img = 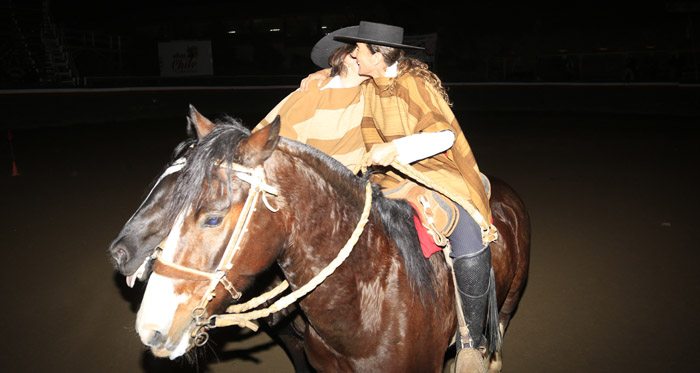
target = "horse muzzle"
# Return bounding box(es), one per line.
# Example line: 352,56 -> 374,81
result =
138,322 -> 195,359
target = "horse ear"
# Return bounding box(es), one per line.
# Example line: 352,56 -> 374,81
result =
240,115 -> 281,165
186,116 -> 196,138
188,104 -> 215,139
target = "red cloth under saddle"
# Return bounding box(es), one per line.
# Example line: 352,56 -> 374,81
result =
409,202 -> 443,259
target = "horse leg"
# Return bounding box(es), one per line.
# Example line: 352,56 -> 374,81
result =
263,312 -> 312,372
275,333 -> 311,372
254,269 -> 312,372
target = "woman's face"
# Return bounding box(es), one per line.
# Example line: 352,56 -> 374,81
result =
343,53 -> 360,77
340,52 -> 369,85
351,42 -> 382,78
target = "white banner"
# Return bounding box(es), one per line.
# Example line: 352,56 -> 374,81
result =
158,40 -> 213,77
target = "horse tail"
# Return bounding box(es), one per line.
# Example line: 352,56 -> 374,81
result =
370,183 -> 438,310
487,267 -> 502,353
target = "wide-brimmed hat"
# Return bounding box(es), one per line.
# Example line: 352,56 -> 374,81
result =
310,25 -> 359,69
333,21 -> 424,50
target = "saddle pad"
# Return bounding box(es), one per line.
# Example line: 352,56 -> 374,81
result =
410,202 -> 443,258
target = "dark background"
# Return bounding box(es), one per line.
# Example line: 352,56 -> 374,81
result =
1,1 -> 699,372
2,0 -> 699,86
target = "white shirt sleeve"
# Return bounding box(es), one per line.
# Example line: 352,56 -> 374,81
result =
393,130 -> 455,164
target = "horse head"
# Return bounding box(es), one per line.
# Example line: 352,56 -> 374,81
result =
108,105 -> 215,287
135,112 -> 285,359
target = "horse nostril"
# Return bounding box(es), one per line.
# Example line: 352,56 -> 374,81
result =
150,330 -> 165,346
138,323 -> 169,349
111,245 -> 129,266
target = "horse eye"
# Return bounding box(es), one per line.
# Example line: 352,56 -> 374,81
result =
203,216 -> 223,227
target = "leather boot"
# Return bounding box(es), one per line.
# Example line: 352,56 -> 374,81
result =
453,245 -> 495,372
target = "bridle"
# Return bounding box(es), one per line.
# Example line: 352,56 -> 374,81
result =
150,158 -> 373,347
152,161 -> 279,346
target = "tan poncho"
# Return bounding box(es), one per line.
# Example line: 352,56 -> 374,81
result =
254,77 -> 365,170
361,73 -> 493,230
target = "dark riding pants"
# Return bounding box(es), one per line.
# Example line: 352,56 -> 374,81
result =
448,204 -> 485,258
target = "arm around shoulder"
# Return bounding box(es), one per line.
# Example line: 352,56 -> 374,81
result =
300,68 -> 331,91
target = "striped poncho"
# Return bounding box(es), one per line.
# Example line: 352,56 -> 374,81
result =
254,77 -> 365,171
361,72 -> 493,233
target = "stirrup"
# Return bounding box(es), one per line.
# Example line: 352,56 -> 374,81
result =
454,346 -> 487,373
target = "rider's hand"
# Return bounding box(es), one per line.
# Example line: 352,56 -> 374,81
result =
368,143 -> 399,167
300,68 -> 331,91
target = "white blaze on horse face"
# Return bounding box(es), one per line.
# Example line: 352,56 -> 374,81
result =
160,208 -> 188,262
136,273 -> 189,354
125,158 -> 186,226
124,158 -> 186,288
135,210 -> 192,358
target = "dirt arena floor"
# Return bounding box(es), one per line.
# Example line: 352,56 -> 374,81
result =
1,85 -> 698,372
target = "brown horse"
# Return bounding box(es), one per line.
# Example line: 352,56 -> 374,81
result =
134,110 -> 529,372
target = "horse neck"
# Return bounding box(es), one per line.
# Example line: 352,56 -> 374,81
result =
267,146 -> 384,288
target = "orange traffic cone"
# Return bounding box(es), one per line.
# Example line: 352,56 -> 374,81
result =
11,160 -> 20,176
8,130 -> 20,176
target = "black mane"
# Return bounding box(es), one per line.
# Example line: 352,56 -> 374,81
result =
166,117 -> 251,223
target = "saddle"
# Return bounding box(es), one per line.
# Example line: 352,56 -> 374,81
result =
384,180 -> 458,246
384,174 -> 492,258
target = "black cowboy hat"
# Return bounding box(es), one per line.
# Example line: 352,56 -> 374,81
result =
333,21 -> 424,50
310,25 -> 359,69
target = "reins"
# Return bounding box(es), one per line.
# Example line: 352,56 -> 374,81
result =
152,160 -> 373,344
214,181 -> 372,331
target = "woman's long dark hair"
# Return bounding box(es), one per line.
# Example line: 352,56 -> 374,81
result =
328,44 -> 357,77
367,44 -> 452,106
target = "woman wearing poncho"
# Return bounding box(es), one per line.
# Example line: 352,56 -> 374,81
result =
334,21 -> 499,372
254,26 -> 368,171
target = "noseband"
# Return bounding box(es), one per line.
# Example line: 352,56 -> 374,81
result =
152,162 -> 279,345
